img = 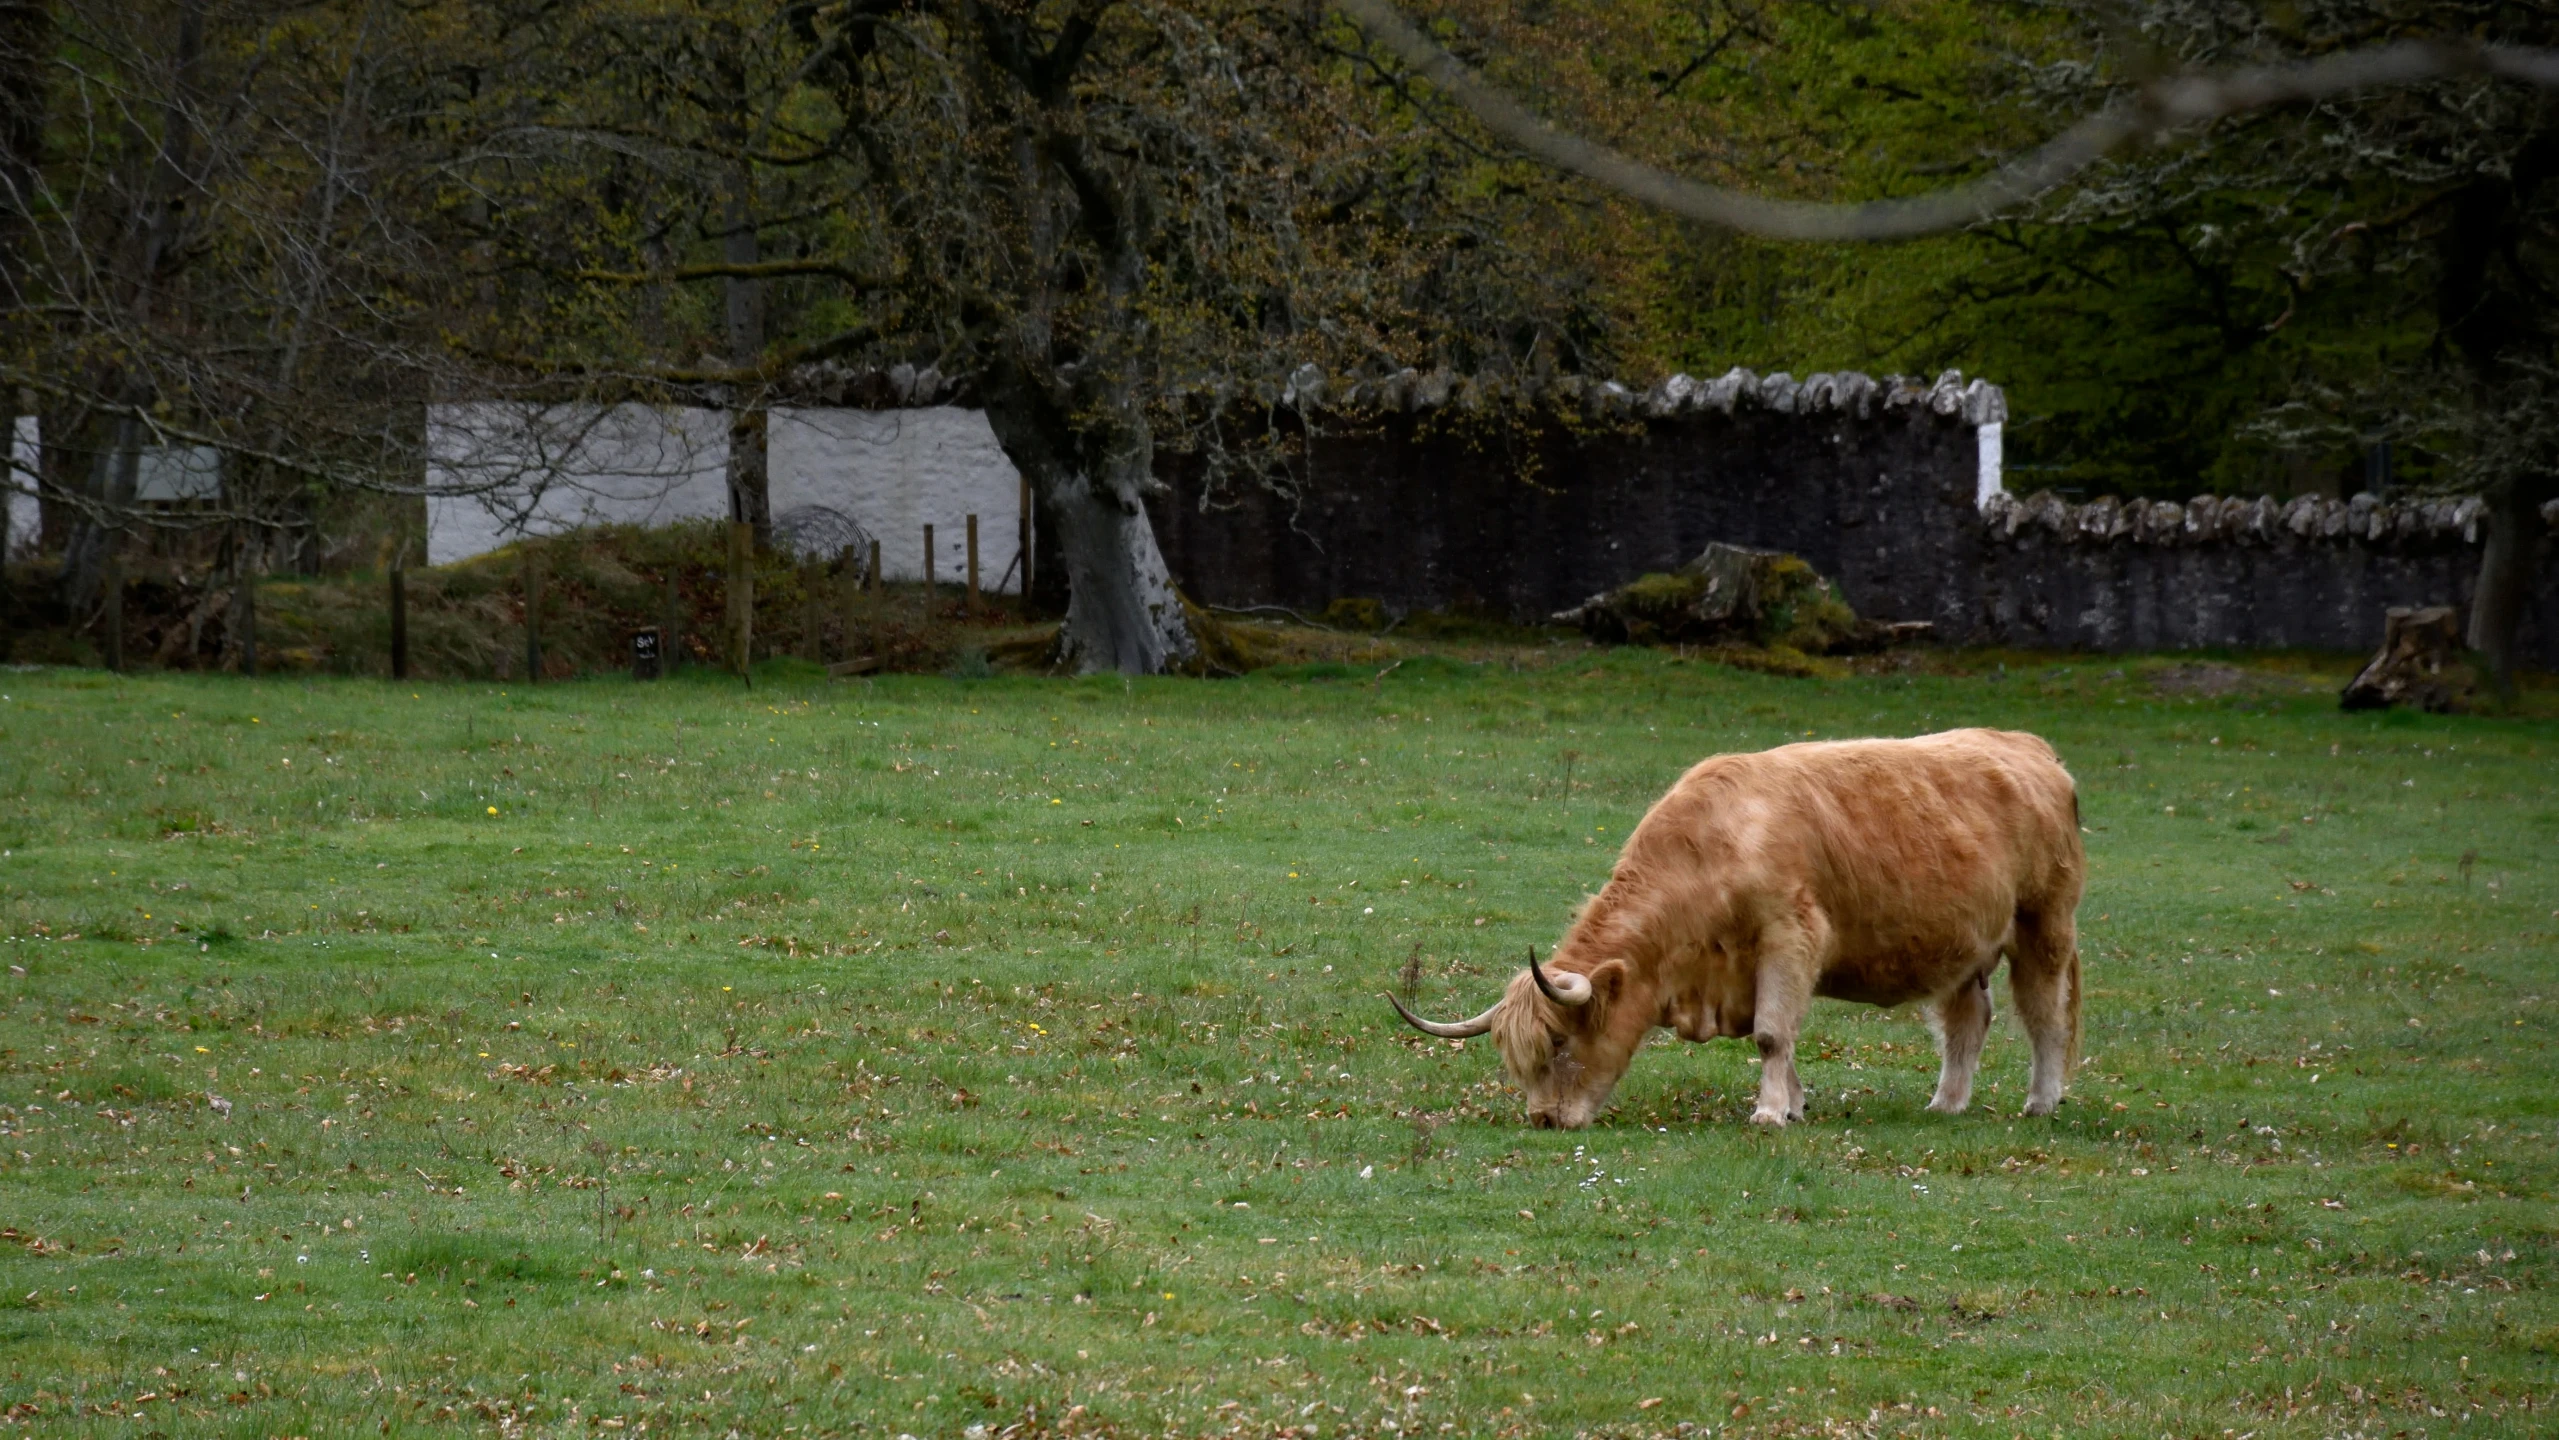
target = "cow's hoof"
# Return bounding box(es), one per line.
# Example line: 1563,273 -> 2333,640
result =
2021,1096 -> 2059,1117
1748,1108 -> 1789,1127
1924,1096 -> 1968,1115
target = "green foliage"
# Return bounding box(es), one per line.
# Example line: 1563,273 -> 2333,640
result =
0,656 -> 2552,1434
1429,0 -> 2556,498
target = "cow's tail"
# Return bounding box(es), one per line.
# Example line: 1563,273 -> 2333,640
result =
2067,780 -> 2084,1073
2065,937 -> 2084,1077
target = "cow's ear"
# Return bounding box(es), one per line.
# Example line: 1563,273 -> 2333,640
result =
1588,959 -> 1629,1006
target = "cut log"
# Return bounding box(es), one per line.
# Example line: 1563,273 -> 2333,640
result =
2341,605 -> 2473,713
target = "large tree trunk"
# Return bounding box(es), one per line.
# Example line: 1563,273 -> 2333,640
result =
0,389 -> 13,564
60,0 -> 204,614
228,519 -> 258,675
61,417 -> 140,615
979,366 -> 1196,674
956,15 -> 1213,673
2466,474 -> 2550,701
2436,137 -> 2559,701
1047,460 -> 1196,675
0,388 -> 14,662
725,402 -> 767,538
0,0 -> 45,331
719,156 -> 768,542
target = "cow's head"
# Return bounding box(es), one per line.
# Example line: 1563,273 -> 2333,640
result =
1388,950 -> 1636,1129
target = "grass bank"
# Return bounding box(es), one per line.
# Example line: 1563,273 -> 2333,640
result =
0,649 -> 2552,1436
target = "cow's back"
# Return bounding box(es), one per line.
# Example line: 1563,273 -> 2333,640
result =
1645,729 -> 2080,1004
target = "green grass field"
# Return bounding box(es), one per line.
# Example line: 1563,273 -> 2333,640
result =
1,646 -> 2553,1438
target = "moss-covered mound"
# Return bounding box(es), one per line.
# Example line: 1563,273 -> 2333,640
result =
1557,542 -> 1878,653
4,521 -> 1052,678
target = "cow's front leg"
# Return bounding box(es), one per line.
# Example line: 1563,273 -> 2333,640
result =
1748,954 -> 1816,1127
1925,971 -> 1993,1114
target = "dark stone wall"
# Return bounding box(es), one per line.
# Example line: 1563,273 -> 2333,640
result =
1958,492 -> 2557,664
1971,527 -> 2537,656
1151,403 -> 1991,629
1149,391 -> 2559,666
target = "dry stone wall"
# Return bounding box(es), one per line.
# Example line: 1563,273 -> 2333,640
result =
1145,366 -> 2559,665
1968,488 -> 2555,658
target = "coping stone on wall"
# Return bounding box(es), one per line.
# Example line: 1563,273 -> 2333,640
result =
1978,486 -> 2536,553
1241,362 -> 2003,427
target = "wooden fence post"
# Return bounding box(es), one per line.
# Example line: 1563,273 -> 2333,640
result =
966,513 -> 980,614
800,563 -> 824,661
838,545 -> 861,654
923,523 -> 936,599
234,547 -> 258,677
868,539 -> 881,594
389,564 -> 409,680
1018,477 -> 1032,603
726,520 -> 754,675
101,536 -> 122,673
522,542 -> 543,682
661,571 -> 684,671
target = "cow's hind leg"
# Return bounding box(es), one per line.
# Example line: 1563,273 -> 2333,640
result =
1924,970 -> 1993,1114
2007,908 -> 2081,1116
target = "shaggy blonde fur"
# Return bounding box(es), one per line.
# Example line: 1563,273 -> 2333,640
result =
1438,728 -> 2083,1128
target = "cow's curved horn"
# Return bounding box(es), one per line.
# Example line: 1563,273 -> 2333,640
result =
1386,992 -> 1500,1039
1528,948 -> 1593,1007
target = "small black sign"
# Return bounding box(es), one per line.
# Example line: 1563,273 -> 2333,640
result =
631,627 -> 663,680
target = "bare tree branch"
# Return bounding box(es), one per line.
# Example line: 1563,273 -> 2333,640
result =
0,362 -> 373,516
1334,0 -> 2559,241
571,257 -> 889,287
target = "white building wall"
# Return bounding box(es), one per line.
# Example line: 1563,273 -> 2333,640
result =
131,445 -> 225,502
2,425 -> 222,558
423,404 -> 732,565
767,406 -> 1023,591
422,402 -> 1027,592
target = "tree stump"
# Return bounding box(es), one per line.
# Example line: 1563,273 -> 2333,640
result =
2341,605 -> 2473,712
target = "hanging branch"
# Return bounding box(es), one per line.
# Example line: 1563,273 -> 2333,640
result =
1333,0 -> 2559,241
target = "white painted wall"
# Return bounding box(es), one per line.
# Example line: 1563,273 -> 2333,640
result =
4,416 -> 34,559
423,402 -> 1028,592
1976,421 -> 2004,508
83,443 -> 224,502
1,425 -> 223,559
131,445 -> 224,502
424,404 -> 731,565
767,406 -> 1023,591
